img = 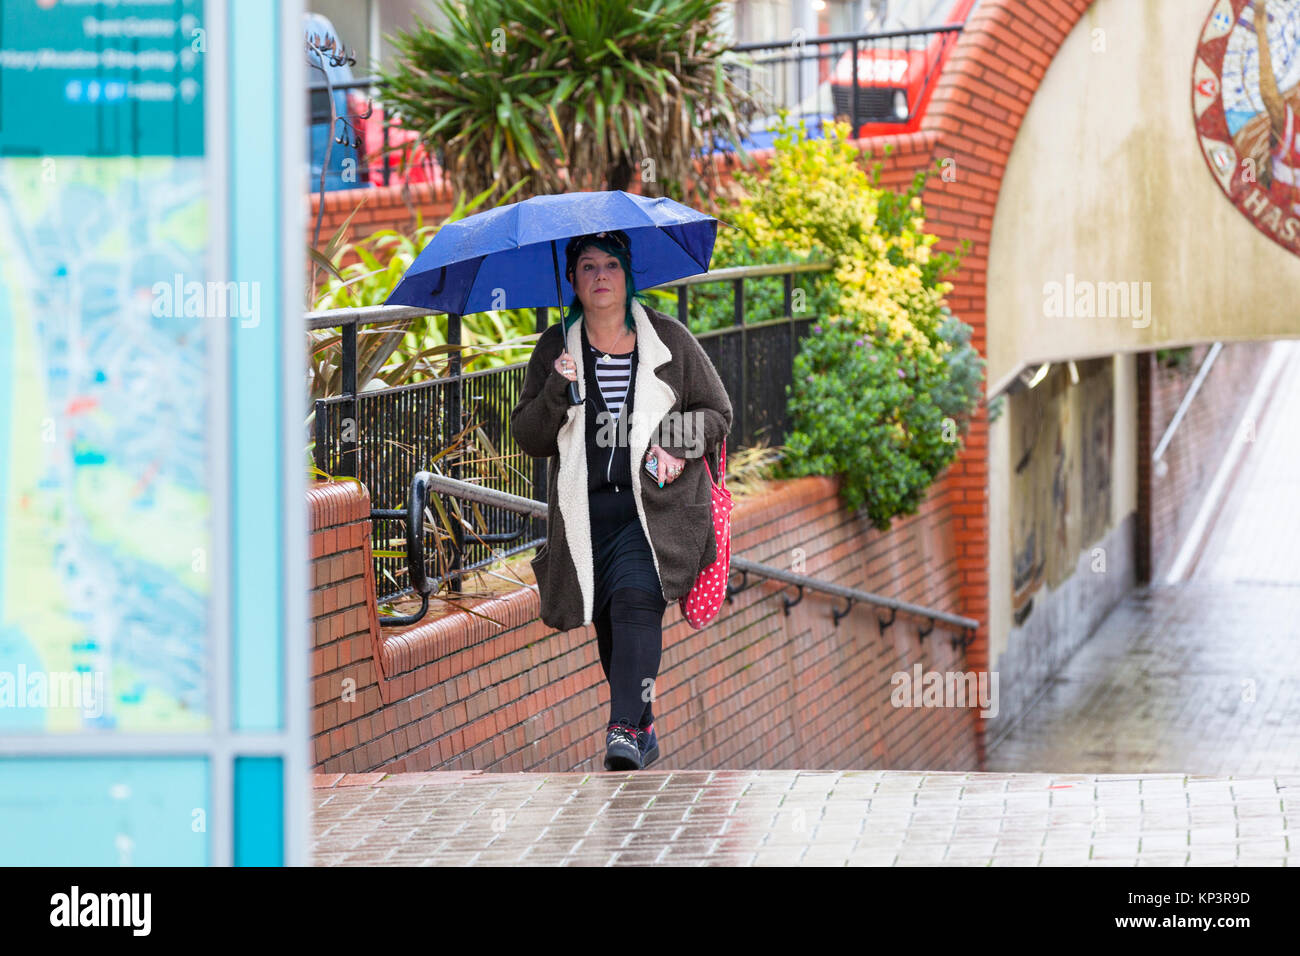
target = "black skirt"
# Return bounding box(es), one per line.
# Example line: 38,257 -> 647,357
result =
588,486 -> 664,616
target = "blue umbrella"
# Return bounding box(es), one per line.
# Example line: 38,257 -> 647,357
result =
383,189 -> 723,316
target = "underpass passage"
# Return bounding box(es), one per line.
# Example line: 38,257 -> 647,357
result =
986,343 -> 1300,776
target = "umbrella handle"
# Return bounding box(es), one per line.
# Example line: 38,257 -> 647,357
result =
552,238 -> 584,406
562,344 -> 583,406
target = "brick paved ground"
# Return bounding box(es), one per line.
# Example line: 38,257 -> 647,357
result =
985,344 -> 1300,777
311,351 -> 1300,866
311,770 -> 1298,866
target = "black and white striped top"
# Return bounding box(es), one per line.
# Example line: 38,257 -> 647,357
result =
588,344 -> 632,420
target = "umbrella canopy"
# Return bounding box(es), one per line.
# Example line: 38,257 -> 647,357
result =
383,190 -> 722,315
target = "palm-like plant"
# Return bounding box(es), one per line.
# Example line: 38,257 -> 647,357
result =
376,0 -> 759,204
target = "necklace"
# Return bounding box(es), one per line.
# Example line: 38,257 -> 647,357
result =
589,325 -> 633,363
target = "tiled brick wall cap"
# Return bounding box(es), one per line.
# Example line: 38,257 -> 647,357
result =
308,479 -> 372,531
380,586 -> 542,677
310,178 -> 454,215
378,475 -> 841,678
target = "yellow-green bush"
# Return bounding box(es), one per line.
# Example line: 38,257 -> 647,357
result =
718,112 -> 984,529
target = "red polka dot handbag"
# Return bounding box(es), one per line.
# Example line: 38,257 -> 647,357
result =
679,438 -> 733,630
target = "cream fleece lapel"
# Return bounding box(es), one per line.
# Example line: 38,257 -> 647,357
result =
627,300 -> 679,596
553,301 -> 679,623
555,316 -> 593,623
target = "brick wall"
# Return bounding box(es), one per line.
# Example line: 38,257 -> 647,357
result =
308,481 -> 385,766
307,472 -> 977,775
308,180 -> 455,265
1136,343 -> 1274,583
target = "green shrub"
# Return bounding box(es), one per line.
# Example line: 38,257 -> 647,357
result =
783,319 -> 977,529
784,322 -> 939,523
713,112 -> 984,528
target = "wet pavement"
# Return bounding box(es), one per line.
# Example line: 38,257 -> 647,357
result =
985,342 -> 1300,777
981,579 -> 1300,775
311,769 -> 1298,866
310,346 -> 1300,866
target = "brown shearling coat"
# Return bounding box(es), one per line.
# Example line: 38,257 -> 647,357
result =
510,299 -> 734,632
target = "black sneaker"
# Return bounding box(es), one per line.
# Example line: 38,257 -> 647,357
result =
637,722 -> 660,768
604,723 -> 642,771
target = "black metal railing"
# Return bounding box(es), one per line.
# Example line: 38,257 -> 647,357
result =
411,472 -> 980,644
733,24 -> 967,138
729,25 -> 963,139
726,556 -> 977,646
308,261 -> 831,616
308,23 -> 966,195
671,261 -> 829,446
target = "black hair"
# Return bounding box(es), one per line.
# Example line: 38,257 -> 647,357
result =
562,230 -> 648,338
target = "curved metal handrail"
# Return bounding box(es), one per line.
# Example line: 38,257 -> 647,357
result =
371,470 -> 436,627
410,473 -> 980,647
1152,343 -> 1222,465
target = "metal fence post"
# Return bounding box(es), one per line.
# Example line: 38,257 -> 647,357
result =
382,120 -> 390,187
340,320 -> 357,478
784,272 -> 796,437
733,278 -> 746,445
851,37 -> 860,132
448,311 -> 463,593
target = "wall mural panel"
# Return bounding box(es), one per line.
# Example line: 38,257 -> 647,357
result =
1009,360 -> 1114,626
1194,0 -> 1300,257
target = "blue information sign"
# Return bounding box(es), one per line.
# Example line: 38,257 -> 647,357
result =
0,0 -> 307,867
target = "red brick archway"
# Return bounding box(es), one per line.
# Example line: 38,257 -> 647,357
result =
872,0 -> 1096,762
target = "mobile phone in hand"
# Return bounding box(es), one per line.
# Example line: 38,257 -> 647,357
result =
644,454 -> 660,481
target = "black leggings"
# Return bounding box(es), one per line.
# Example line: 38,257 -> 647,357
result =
594,586 -> 666,729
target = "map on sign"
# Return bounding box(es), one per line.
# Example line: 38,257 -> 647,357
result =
0,0 -> 211,734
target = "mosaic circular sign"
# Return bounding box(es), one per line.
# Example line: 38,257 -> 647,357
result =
1193,0 -> 1300,257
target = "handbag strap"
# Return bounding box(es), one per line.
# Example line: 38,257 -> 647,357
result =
705,437 -> 727,489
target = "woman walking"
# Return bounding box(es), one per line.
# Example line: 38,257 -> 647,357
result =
509,229 -> 732,771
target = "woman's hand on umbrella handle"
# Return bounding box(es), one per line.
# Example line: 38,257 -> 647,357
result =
553,353 -> 577,381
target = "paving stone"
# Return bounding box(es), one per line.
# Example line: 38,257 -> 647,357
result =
1188,826 -> 1239,846
943,839 -> 999,857
846,849 -> 899,866
309,371 -> 1300,868
894,845 -> 947,864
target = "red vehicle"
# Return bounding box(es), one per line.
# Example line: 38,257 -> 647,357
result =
829,0 -> 976,137
347,92 -> 447,190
